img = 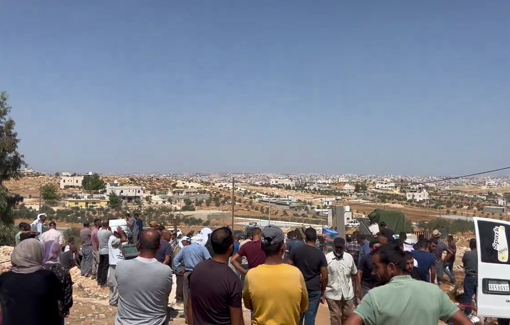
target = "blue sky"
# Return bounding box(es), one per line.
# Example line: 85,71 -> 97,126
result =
1,1 -> 509,175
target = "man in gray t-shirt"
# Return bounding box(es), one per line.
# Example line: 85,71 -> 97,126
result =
462,238 -> 478,315
430,235 -> 449,286
97,221 -> 113,287
98,228 -> 112,255
115,229 -> 173,325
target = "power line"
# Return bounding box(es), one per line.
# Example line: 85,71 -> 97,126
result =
409,166 -> 510,185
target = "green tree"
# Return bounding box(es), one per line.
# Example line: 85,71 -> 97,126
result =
354,183 -> 368,193
82,173 -> 105,192
0,224 -> 17,246
0,92 -> 26,225
42,184 -> 60,201
108,192 -> 122,210
182,204 -> 195,211
63,227 -> 82,247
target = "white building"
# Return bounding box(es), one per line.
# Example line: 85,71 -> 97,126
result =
215,182 -> 231,188
317,179 -> 334,184
409,184 -> 425,191
375,182 -> 396,190
60,175 -> 84,189
498,198 -> 507,207
149,195 -> 169,205
106,181 -> 145,203
317,197 -> 338,206
486,180 -> 497,188
343,183 -> 355,193
406,189 -> 430,202
269,178 -> 295,187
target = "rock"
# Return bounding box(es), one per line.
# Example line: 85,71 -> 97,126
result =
69,266 -> 109,299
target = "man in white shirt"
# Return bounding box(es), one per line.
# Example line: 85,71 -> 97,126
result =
115,229 -> 173,325
108,227 -> 127,306
41,221 -> 64,247
325,237 -> 358,325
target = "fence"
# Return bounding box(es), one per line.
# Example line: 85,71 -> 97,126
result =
412,230 -> 432,238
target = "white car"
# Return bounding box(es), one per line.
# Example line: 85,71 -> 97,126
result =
346,220 -> 360,228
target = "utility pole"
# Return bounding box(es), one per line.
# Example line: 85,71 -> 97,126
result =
231,177 -> 235,230
39,184 -> 42,209
268,204 -> 271,225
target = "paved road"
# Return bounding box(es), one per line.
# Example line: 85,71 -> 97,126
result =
436,214 -> 473,221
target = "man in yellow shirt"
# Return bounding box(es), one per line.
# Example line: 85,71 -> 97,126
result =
243,225 -> 309,324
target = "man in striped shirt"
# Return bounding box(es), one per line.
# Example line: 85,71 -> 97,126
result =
346,232 -> 361,266
346,232 -> 361,306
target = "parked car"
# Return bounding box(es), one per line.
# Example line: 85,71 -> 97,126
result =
347,220 -> 360,228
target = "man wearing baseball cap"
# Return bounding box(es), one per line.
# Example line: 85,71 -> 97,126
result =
430,229 -> 450,286
243,225 -> 308,325
325,237 -> 358,325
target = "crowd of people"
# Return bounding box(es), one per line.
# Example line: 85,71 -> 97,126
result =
0,212 -> 487,325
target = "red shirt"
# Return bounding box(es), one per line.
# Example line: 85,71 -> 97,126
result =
238,240 -> 266,269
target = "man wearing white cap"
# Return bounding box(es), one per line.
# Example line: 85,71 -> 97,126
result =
31,213 -> 47,241
173,236 -> 190,304
173,234 -> 211,323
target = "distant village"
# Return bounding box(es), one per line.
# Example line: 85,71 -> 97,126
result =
16,168 -> 509,229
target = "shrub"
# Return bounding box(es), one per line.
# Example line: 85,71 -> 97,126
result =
0,224 -> 17,246
63,227 -> 82,247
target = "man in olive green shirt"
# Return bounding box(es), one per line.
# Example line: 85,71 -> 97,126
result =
345,244 -> 471,325
14,222 -> 32,245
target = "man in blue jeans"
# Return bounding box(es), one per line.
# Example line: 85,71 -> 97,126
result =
462,238 -> 477,315
289,228 -> 328,325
